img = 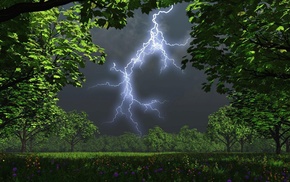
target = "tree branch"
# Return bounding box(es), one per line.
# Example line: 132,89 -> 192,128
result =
0,0 -> 85,22
0,69 -> 34,92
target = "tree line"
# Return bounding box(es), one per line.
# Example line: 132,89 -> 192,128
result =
0,108 -> 288,153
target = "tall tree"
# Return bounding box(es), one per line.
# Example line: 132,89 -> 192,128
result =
235,123 -> 256,153
230,90 -> 290,154
0,5 -> 105,129
286,138 -> 290,153
56,110 -> 98,152
175,125 -> 208,152
207,105 -> 254,152
182,1 -> 290,94
118,132 -> 145,152
1,93 -> 62,152
144,126 -> 174,152
207,106 -> 238,152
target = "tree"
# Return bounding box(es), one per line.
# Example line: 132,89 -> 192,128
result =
35,134 -> 69,152
0,135 -> 20,152
0,78 -> 56,130
244,136 -> 276,153
119,132 -> 146,152
182,1 -> 290,94
104,136 -> 123,152
207,105 -> 254,152
207,106 -> 238,152
230,90 -> 290,154
182,0 -> 290,154
1,95 -> 62,152
175,125 -> 208,152
286,138 -> 290,153
1,5 -> 106,90
0,5 -> 105,129
57,110 -> 98,152
92,135 -> 106,152
144,126 -> 174,152
235,123 -> 256,153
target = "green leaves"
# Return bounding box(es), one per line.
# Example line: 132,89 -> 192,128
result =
276,25 -> 285,31
0,4 -> 109,131
55,110 -> 98,151
53,75 -> 61,79
23,6 -> 108,89
229,89 -> 290,153
207,105 -> 255,152
183,0 -> 290,94
144,126 -> 174,152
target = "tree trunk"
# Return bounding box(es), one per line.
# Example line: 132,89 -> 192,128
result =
225,144 -> 230,152
274,139 -> 282,154
276,144 -> 281,154
21,138 -> 27,153
70,142 -> 74,152
20,129 -> 27,153
286,138 -> 290,153
225,136 -> 231,152
240,138 -> 244,153
272,125 -> 282,154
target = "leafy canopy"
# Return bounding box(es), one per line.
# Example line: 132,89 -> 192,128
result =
183,0 -> 290,94
0,5 -> 105,129
0,0 -> 191,23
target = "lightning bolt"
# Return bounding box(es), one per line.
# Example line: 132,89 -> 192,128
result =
91,6 -> 189,135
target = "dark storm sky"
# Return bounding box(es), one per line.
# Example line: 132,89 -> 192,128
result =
57,3 -> 229,136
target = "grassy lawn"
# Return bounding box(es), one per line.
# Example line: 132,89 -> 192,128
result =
0,152 -> 289,181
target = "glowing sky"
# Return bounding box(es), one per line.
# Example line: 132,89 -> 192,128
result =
57,2 -> 229,136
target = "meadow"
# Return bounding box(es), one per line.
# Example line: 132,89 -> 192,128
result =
0,152 -> 289,182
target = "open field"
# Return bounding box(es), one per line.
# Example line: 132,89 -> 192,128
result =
0,152 -> 289,181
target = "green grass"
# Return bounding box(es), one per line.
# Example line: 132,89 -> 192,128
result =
0,152 -> 289,181
33,152 -> 178,158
